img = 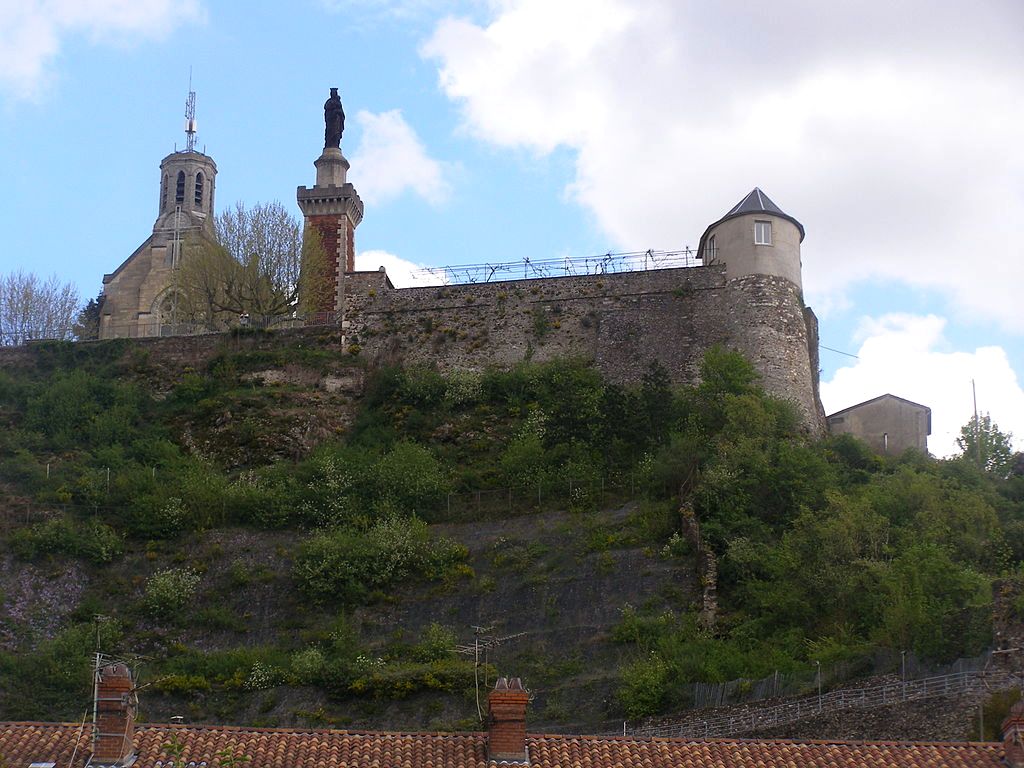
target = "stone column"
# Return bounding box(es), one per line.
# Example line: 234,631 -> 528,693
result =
296,148 -> 364,315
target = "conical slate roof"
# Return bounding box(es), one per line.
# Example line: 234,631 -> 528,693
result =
726,187 -> 789,219
700,188 -> 805,251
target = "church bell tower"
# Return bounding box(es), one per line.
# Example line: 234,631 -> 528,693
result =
297,87 -> 364,316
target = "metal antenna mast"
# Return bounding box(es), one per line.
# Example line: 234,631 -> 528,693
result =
455,626 -> 527,722
169,70 -> 196,332
184,69 -> 197,153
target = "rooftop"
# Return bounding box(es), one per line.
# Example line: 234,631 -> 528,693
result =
0,721 -> 1005,768
701,187 -> 806,244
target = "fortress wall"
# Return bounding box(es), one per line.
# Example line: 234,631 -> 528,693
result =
0,267 -> 825,433
344,265 -> 824,432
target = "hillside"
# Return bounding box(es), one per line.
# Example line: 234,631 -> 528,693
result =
0,330 -> 1021,736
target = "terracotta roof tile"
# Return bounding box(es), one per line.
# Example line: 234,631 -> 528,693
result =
0,722 -> 1005,768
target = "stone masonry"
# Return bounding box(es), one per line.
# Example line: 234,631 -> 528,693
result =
340,264 -> 827,433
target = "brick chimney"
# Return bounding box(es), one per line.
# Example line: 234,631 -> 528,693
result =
1005,700 -> 1024,768
487,677 -> 529,764
92,662 -> 136,766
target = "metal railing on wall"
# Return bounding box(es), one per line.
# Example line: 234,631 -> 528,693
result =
410,248 -> 706,285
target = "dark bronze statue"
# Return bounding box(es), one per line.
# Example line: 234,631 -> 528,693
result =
324,87 -> 345,149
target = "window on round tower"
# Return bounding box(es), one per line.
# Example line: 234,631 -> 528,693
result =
175,171 -> 185,204
754,220 -> 772,246
195,172 -> 204,208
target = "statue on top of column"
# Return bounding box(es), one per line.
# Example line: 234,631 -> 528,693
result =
324,87 -> 345,149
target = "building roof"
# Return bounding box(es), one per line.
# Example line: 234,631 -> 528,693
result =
699,188 -> 805,256
0,722 -> 1004,768
827,393 -> 932,420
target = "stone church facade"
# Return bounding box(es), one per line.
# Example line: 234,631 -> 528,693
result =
99,149 -> 217,339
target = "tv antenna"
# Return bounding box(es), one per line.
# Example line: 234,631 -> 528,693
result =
184,68 -> 197,153
454,625 -> 526,721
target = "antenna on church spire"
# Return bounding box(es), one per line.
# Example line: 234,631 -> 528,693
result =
184,68 -> 197,153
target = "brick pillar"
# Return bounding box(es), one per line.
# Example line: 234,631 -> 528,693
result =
297,148 -> 364,315
1004,700 -> 1024,768
92,662 -> 136,765
487,677 -> 529,763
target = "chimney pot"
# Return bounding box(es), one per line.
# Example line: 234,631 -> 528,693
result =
495,677 -> 509,690
1004,700 -> 1024,768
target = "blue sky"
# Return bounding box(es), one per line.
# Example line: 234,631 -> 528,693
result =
0,0 -> 1021,456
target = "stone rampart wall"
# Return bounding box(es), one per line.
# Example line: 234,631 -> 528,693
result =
0,266 -> 826,432
343,265 -> 825,431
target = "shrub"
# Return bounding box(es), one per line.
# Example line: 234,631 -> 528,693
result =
619,652 -> 671,718
411,623 -> 457,663
144,567 -> 201,618
374,442 -> 449,513
348,658 -> 476,699
293,517 -> 467,603
10,515 -> 122,564
290,648 -> 327,685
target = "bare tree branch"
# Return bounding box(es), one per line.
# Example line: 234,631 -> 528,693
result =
0,270 -> 81,345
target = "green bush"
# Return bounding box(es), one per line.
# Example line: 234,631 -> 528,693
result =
293,517 -> 466,604
374,442 -> 449,513
290,648 -> 328,685
144,567 -> 201,618
10,515 -> 123,564
619,652 -> 671,718
348,658 -> 475,699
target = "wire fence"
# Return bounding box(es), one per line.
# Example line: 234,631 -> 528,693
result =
0,463 -> 671,532
629,666 -> 1019,739
679,648 -> 996,711
409,248 -> 706,285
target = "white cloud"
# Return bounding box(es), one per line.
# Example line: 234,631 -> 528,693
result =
421,0 -> 1024,331
349,109 -> 452,206
820,314 -> 1024,458
0,0 -> 204,99
355,248 -> 447,287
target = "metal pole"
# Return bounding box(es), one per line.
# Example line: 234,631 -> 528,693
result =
901,651 -> 907,700
815,661 -> 821,712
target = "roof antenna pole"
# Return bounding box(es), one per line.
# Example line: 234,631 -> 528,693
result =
184,68 -> 197,153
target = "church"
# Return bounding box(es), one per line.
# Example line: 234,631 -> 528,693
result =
99,98 -> 218,339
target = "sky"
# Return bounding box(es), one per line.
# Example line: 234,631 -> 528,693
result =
0,0 -> 1021,457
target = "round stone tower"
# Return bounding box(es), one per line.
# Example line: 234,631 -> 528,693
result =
697,188 -> 825,433
697,187 -> 804,289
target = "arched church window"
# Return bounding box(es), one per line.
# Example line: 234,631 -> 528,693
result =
175,171 -> 185,204
161,174 -> 168,210
195,172 -> 204,207
156,291 -> 182,337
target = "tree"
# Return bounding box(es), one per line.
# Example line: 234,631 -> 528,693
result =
0,270 -> 80,346
73,291 -> 103,341
957,412 -> 1015,475
177,201 -> 328,326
